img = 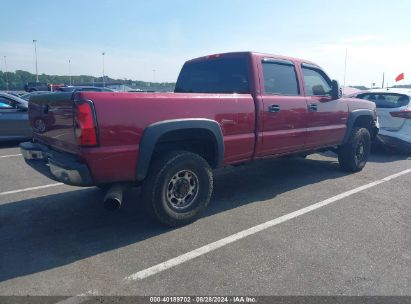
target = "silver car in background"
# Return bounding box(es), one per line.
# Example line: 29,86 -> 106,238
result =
352,88 -> 411,153
0,92 -> 32,141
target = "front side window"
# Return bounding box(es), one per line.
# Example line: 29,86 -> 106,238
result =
302,67 -> 332,96
262,62 -> 299,95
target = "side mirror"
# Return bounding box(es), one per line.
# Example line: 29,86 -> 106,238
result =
331,80 -> 341,100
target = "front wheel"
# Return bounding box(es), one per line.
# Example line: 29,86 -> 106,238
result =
141,151 -> 213,227
338,127 -> 371,172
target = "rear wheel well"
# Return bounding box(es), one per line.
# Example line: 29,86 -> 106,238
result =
152,129 -> 219,168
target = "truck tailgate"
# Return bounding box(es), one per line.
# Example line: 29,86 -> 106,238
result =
29,92 -> 80,155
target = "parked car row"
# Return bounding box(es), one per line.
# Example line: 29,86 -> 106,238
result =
24,82 -> 68,92
55,86 -> 115,93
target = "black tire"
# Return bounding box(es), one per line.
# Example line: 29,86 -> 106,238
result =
338,127 -> 371,172
141,151 -> 213,227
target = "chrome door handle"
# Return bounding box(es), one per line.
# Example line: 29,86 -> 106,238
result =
308,103 -> 318,112
268,105 -> 280,113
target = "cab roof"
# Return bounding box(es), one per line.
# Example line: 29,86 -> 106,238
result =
186,51 -> 319,67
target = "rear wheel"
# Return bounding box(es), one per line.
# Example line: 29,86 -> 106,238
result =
338,127 -> 371,172
141,151 -> 213,227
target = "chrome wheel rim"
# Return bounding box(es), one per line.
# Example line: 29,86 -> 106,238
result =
166,170 -> 199,210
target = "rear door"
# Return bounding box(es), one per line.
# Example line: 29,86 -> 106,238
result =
0,95 -> 31,138
357,93 -> 410,131
301,64 -> 348,149
255,58 -> 307,156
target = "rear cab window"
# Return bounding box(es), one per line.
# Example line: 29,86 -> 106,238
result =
261,59 -> 300,95
175,55 -> 250,94
356,93 -> 410,108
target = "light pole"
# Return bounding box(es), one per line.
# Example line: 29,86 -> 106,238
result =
33,40 -> 39,82
69,59 -> 72,85
4,56 -> 9,91
102,52 -> 105,87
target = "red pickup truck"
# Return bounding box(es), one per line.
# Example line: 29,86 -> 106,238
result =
21,52 -> 378,226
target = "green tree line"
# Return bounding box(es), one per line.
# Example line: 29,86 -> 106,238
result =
0,70 -> 175,92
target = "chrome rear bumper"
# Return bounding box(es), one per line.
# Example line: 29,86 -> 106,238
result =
20,142 -> 93,186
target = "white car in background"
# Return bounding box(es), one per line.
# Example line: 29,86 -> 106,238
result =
352,88 -> 411,153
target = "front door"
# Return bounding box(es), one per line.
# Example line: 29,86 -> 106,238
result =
301,65 -> 348,149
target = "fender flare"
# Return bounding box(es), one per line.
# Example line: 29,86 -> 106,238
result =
136,118 -> 224,181
342,109 -> 377,144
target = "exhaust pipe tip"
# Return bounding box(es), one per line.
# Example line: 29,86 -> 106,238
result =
104,197 -> 122,210
103,183 -> 127,210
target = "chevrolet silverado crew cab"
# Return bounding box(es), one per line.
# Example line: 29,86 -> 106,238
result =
20,52 -> 378,227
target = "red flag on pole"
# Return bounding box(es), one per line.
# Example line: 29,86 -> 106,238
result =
395,73 -> 404,82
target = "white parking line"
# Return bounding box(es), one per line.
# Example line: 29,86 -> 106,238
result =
0,153 -> 22,158
0,183 -> 63,196
125,168 -> 411,281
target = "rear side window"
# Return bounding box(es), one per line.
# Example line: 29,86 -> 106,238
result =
175,57 -> 250,94
302,67 -> 332,96
357,93 -> 410,108
262,62 -> 299,95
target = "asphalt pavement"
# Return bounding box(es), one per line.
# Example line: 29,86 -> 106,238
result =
0,142 -> 410,297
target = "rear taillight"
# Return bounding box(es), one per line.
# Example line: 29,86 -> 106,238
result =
389,110 -> 411,119
74,101 -> 98,146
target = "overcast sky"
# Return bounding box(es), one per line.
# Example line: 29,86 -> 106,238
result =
1,0 -> 410,85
